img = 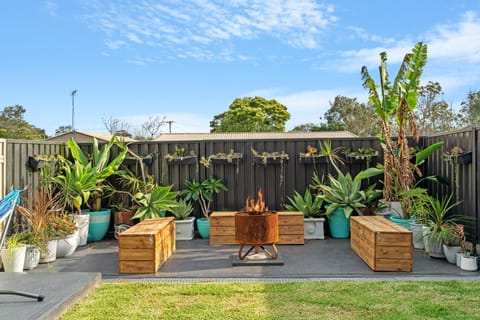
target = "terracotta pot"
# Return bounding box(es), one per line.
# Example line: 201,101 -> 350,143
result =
113,210 -> 136,226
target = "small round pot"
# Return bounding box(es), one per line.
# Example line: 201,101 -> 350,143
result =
23,245 -> 41,270
56,232 -> 79,258
442,245 -> 461,264
197,218 -> 210,239
39,239 -> 57,264
460,255 -> 478,271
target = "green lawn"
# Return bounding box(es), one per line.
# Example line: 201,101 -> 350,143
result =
61,281 -> 480,319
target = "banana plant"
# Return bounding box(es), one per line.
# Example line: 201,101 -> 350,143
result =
361,42 -> 430,217
53,136 -> 127,213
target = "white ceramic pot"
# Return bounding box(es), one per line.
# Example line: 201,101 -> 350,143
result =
376,200 -> 403,218
174,217 -> 196,240
442,245 -> 461,264
56,232 -> 79,258
304,218 -> 326,240
1,245 -> 26,272
456,252 -> 463,267
410,223 -> 425,249
23,245 -> 41,270
422,226 -> 431,254
460,255 -> 478,271
73,214 -> 90,246
39,239 -> 57,263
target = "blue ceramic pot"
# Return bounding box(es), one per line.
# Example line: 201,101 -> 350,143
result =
197,218 -> 210,239
328,207 -> 350,238
87,208 -> 111,242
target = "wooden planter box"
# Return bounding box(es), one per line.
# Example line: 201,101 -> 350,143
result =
210,211 -> 304,245
350,216 -> 412,272
166,155 -> 197,165
443,151 -> 472,165
210,153 -> 243,165
118,217 -> 176,274
298,155 -> 327,164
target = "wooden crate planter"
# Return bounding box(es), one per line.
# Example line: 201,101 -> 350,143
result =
350,216 -> 412,272
210,211 -> 304,245
118,217 -> 176,274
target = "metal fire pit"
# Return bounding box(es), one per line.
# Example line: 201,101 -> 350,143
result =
235,211 -> 279,260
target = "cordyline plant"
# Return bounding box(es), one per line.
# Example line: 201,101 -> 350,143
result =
361,42 -> 436,218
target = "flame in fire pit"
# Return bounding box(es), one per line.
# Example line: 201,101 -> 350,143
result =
245,189 -> 268,214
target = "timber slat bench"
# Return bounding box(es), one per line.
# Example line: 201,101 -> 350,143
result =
351,216 -> 413,272
118,217 -> 176,274
210,211 -> 304,245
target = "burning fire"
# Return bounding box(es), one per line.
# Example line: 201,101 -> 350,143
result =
245,189 -> 268,214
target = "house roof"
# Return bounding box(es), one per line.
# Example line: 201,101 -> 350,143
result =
152,131 -> 358,141
47,130 -> 137,143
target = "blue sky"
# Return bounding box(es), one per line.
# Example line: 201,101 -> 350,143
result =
1,1 -> 480,136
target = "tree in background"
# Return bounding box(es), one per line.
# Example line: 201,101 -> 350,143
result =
211,96 -> 290,132
457,90 -> 480,127
0,105 -> 47,139
291,95 -> 380,136
141,115 -> 166,139
55,125 -> 72,135
416,81 -> 456,134
102,116 -> 131,136
290,122 -> 323,132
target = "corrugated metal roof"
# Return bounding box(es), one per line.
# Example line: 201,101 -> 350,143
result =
153,131 -> 358,141
47,130 -> 137,142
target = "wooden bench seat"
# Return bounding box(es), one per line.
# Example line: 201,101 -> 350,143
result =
351,216 -> 412,272
118,217 -> 175,274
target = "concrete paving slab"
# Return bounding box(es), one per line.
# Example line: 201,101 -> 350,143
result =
32,238 -> 480,280
0,272 -> 101,320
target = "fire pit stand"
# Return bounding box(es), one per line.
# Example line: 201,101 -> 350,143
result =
235,211 -> 279,260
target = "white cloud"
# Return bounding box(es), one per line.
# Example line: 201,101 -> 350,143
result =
82,0 -> 337,62
44,1 -> 57,16
332,12 -> 480,74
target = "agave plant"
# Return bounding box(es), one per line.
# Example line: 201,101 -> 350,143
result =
285,189 -> 324,218
170,200 -> 194,220
318,172 -> 365,218
133,185 -> 179,221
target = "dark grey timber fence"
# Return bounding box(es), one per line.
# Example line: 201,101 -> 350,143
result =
124,137 -> 382,211
5,139 -> 66,194
422,127 -> 479,243
5,129 -> 480,242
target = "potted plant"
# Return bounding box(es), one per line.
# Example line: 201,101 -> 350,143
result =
16,187 -> 58,264
440,223 -> 464,264
362,42 -> 437,220
200,149 -> 243,174
52,136 -> 127,244
132,184 -> 179,221
17,230 -> 43,270
180,176 -> 227,239
285,189 -> 326,240
443,146 -> 472,165
424,194 -> 462,259
460,243 -> 478,271
164,147 -> 197,165
27,154 -> 58,170
48,213 -> 79,258
316,168 -> 381,238
170,199 -> 195,240
0,233 -> 26,272
251,148 -> 289,186
299,141 -> 344,174
343,147 -> 378,168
